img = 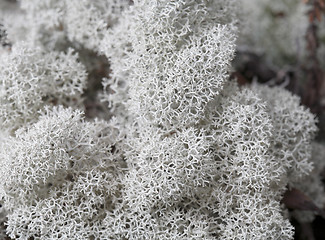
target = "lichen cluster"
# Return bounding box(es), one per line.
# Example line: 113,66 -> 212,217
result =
0,1 -> 321,239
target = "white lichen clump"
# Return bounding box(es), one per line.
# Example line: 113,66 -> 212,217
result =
239,0 -> 325,70
239,0 -> 309,66
1,0 -> 130,51
0,0 -> 322,239
0,107 -> 126,239
0,43 -> 87,132
292,142 -> 325,223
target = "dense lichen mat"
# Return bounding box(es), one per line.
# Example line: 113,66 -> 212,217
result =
0,0 -> 324,239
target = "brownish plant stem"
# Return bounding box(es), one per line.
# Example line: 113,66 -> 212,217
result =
302,0 -> 325,114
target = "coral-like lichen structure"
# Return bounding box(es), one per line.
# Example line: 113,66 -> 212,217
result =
0,0 -> 321,239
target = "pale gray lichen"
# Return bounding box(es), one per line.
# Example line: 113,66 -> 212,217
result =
0,1 -> 321,239
239,0 -> 308,66
0,106 -> 126,239
2,0 -> 130,51
0,43 -> 87,132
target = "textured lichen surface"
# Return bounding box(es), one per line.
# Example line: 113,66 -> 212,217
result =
0,0 -> 321,239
